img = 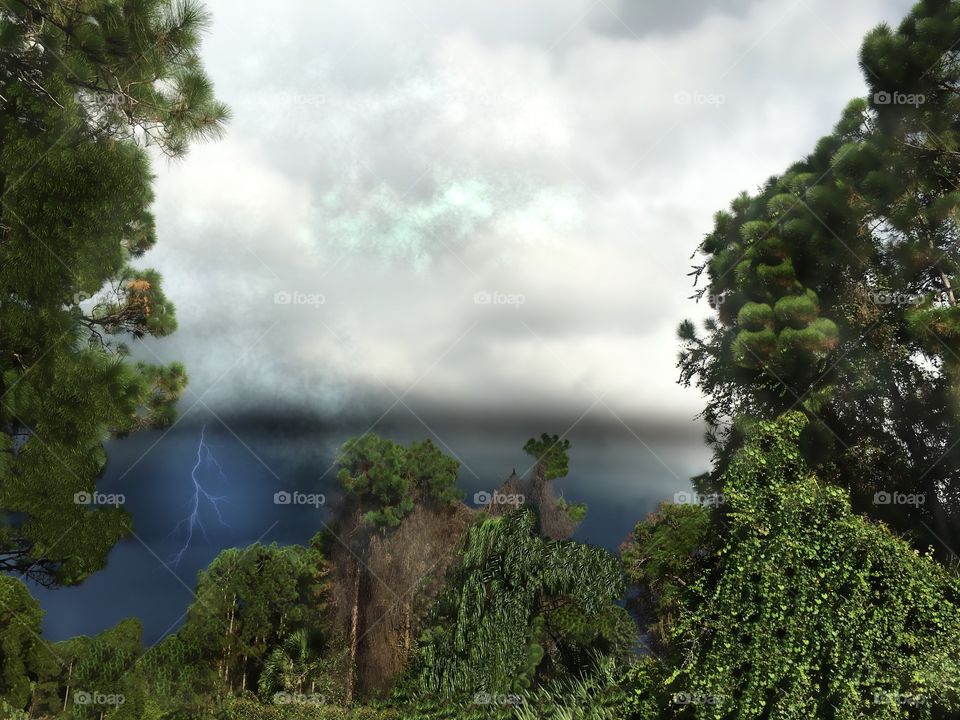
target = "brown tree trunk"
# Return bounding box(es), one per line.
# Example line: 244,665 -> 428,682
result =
346,561 -> 362,704
940,267 -> 956,305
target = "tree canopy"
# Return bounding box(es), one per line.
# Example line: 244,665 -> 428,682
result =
679,0 -> 960,553
0,0 -> 226,585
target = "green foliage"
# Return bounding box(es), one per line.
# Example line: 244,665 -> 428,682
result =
216,697 -> 372,720
60,618 -> 144,719
213,695 -> 518,720
621,501 -> 716,654
337,435 -> 461,529
258,629 -> 336,702
130,632 -> 222,716
408,509 -> 631,698
108,539 -> 336,718
0,576 -> 45,709
185,540 -> 332,693
773,289 -> 819,329
0,0 -> 225,585
522,434 -> 571,481
1,0 -> 229,156
736,302 -> 775,331
619,657 -> 671,720
338,435 -> 411,528
666,413 -> 960,718
406,440 -> 463,505
556,497 -> 588,523
679,0 -> 960,550
522,434 -> 587,535
512,655 -> 632,720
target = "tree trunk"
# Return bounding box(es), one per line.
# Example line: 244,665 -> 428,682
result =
346,561 -> 362,704
223,596 -> 236,685
937,263 -> 956,305
62,660 -> 73,712
943,273 -> 955,304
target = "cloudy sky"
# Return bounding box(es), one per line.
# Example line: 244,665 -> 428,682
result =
39,0 -> 936,643
140,0 -> 915,433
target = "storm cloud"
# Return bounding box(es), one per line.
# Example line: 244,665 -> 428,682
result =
139,0 -> 915,431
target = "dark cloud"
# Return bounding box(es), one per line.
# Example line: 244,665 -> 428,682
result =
588,0 -> 761,39
140,0 -> 919,437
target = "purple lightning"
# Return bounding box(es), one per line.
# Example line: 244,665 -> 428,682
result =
168,423 -> 229,567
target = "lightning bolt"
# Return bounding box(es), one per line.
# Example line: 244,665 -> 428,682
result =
168,423 -> 229,567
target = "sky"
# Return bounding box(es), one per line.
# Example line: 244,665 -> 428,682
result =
137,0 -> 916,430
34,0 -> 924,642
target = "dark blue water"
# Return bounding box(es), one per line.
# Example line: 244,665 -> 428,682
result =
31,405 -> 709,644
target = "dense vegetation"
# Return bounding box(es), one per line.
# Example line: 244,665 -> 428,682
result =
4,0 -> 960,718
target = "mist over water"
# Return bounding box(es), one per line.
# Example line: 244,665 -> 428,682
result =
32,406 -> 708,644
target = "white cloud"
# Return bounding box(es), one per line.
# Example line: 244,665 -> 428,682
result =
139,0 -> 916,426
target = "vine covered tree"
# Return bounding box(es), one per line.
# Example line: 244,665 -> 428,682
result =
410,509 -> 633,698
656,414 -> 960,718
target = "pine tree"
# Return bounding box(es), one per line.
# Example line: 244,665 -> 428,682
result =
0,0 -> 226,585
522,433 -> 587,539
679,0 -> 960,554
